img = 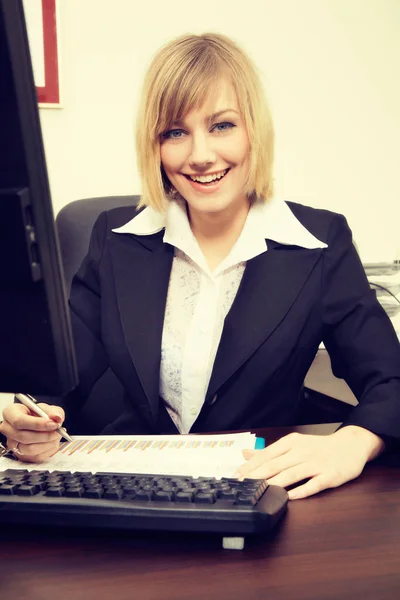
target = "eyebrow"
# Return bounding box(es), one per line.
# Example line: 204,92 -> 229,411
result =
170,109 -> 239,127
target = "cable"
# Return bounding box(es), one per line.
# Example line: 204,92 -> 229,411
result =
369,282 -> 400,305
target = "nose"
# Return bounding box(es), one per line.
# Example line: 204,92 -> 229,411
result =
188,132 -> 216,170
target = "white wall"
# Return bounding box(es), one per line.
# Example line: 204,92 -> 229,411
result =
39,0 -> 400,262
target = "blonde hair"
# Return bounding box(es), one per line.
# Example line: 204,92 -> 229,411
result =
136,33 -> 274,211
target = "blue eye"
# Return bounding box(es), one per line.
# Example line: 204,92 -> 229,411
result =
162,129 -> 185,140
212,122 -> 235,133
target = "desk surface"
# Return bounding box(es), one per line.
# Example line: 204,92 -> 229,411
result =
1,423 -> 400,600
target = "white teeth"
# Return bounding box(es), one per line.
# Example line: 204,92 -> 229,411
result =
189,169 -> 228,183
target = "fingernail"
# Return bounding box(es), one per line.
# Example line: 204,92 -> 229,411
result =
45,421 -> 58,430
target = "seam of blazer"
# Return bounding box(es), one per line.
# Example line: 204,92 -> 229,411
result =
321,211 -> 344,309
320,213 -> 336,326
98,211 -> 109,271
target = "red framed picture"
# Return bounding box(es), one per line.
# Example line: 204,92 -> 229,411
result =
24,0 -> 61,107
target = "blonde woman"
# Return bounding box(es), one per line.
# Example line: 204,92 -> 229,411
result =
1,34 -> 399,499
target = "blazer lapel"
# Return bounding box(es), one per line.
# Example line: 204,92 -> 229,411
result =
206,242 -> 323,400
110,233 -> 174,421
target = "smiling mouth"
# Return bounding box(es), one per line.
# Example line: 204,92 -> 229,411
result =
183,168 -> 230,185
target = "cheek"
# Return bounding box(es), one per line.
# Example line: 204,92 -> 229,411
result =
237,133 -> 250,164
221,133 -> 250,165
159,146 -> 171,175
160,145 -> 184,176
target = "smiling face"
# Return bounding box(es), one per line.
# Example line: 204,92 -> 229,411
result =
159,80 -> 251,220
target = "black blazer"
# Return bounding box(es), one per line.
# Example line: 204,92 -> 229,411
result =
62,201 -> 400,439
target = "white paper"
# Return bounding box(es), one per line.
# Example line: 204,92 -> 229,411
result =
0,433 -> 256,479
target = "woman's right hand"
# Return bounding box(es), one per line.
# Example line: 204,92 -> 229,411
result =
0,402 -> 65,463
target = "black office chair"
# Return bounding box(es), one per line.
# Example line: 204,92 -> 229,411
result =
56,194 -> 140,294
55,195 -> 140,434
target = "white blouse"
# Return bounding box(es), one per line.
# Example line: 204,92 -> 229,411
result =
113,197 -> 327,433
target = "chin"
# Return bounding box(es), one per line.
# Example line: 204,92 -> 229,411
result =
189,193 -> 245,214
186,198 -> 229,214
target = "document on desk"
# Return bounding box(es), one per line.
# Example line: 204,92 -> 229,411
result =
0,433 -> 257,478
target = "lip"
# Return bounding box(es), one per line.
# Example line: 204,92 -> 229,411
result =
183,168 -> 229,178
182,168 -> 231,194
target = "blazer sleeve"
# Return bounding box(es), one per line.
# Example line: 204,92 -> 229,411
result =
322,213 -> 400,440
60,212 -> 111,418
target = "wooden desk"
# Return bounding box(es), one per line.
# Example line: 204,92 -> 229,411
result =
1,424 -> 400,600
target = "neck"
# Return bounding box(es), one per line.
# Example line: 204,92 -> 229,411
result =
187,197 -> 251,271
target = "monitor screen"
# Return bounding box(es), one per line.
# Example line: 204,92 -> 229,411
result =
0,0 -> 78,395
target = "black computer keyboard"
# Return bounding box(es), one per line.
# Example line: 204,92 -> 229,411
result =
0,469 -> 288,538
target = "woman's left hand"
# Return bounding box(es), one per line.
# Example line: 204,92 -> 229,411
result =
235,426 -> 385,500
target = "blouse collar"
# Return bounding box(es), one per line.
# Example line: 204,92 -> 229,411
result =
113,197 -> 327,275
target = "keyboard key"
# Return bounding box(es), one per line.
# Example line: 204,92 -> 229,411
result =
83,488 -> 103,499
159,485 -> 174,493
104,488 -> 124,500
47,477 -> 64,486
235,495 -> 256,506
119,476 -> 134,485
81,477 -> 100,486
15,485 -> 40,496
63,477 -> 82,486
99,476 -> 117,487
196,484 -> 213,492
154,490 -> 175,502
26,480 -> 46,491
195,492 -> 216,504
0,484 -> 18,495
175,492 -> 194,503
122,484 -> 137,494
220,490 -> 238,500
64,487 -> 84,498
179,486 -> 195,494
238,489 -> 256,496
45,487 -> 64,497
135,490 -> 153,500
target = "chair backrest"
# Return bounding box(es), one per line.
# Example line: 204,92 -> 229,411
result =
55,195 -> 140,433
56,195 -> 140,293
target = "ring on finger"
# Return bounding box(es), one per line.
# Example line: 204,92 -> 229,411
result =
12,441 -> 23,455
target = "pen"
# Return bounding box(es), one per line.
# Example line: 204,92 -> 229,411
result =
15,393 -> 73,443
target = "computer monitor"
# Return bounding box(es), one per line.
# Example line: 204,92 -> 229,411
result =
0,0 -> 78,395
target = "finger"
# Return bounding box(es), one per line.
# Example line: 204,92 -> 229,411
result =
234,450 -> 260,479
236,443 -> 301,479
14,439 -> 62,459
237,434 -> 301,476
3,405 -> 60,432
288,475 -> 332,500
37,404 -> 65,425
235,451 -> 270,479
242,449 -> 257,460
14,446 -> 60,464
265,463 -> 317,488
0,418 -> 59,442
256,433 -> 301,462
6,435 -> 61,456
10,429 -> 62,446
7,437 -> 24,455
